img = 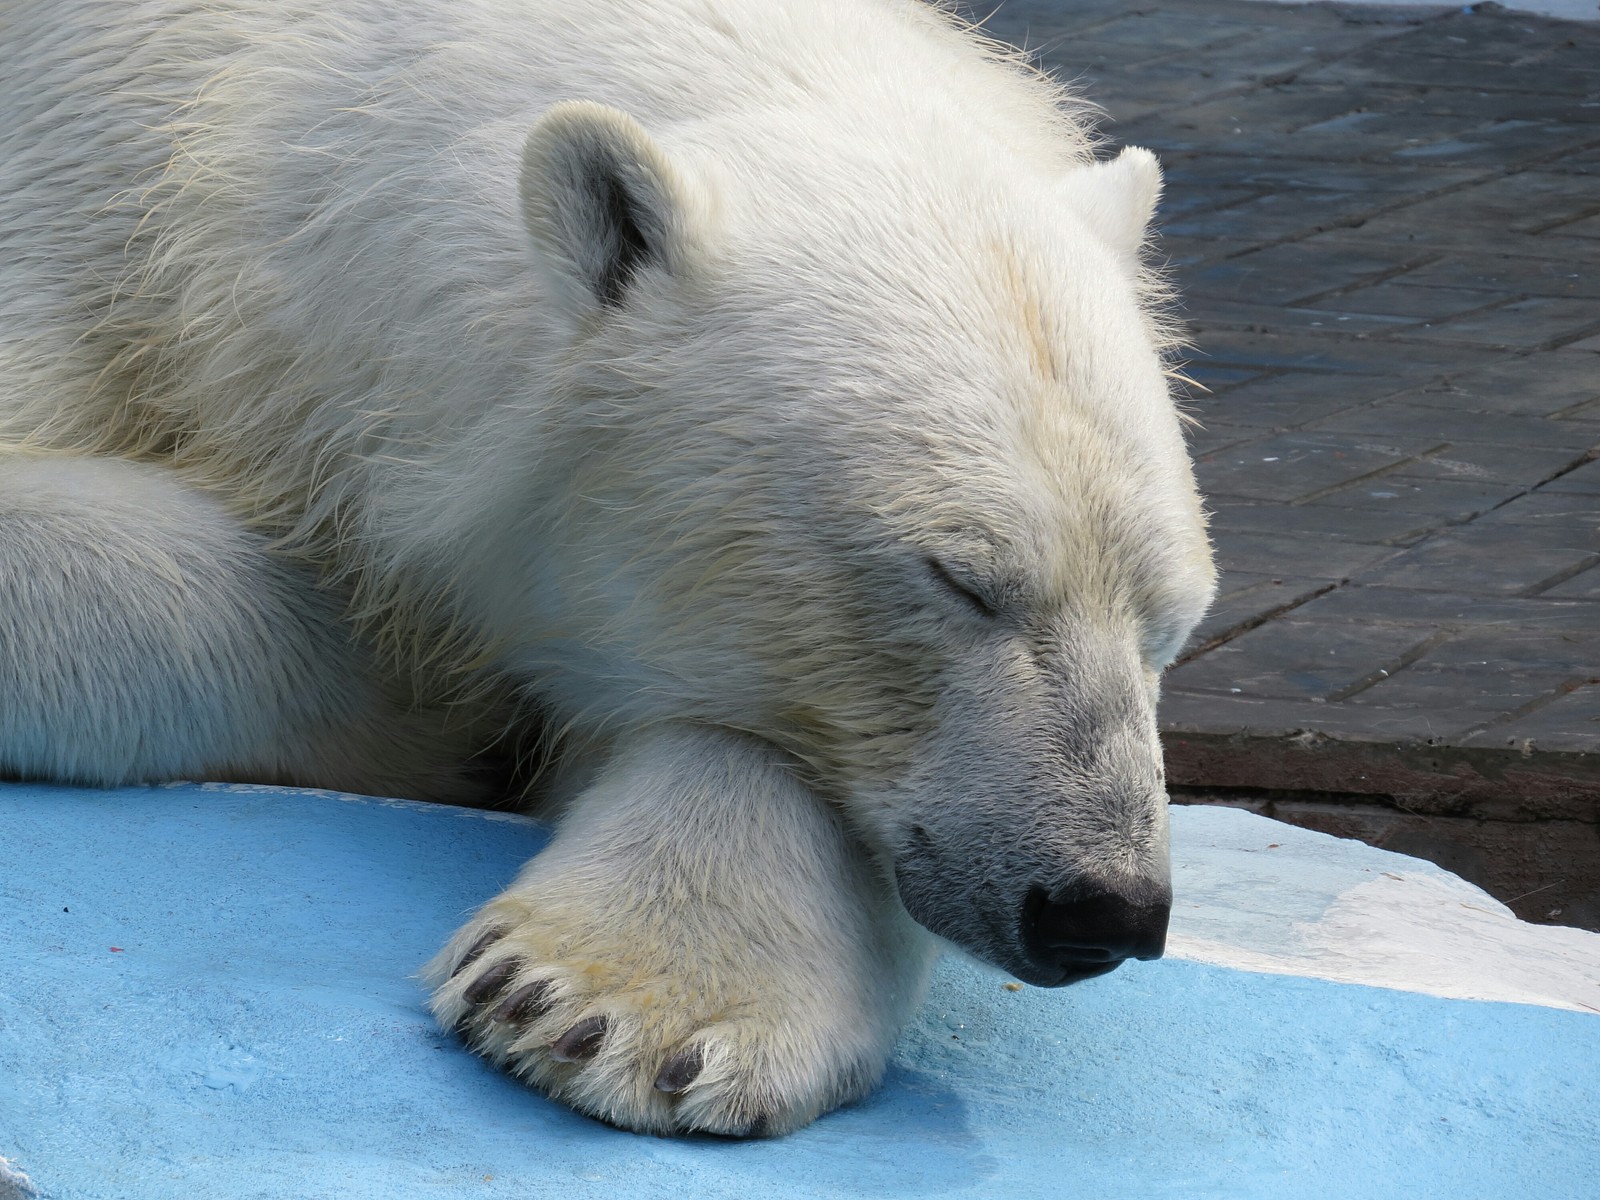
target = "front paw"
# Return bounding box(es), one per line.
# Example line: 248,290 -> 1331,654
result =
425,880 -> 921,1137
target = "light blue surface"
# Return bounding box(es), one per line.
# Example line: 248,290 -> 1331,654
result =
1,783 -> 1596,1200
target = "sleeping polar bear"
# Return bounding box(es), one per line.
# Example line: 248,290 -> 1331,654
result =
0,0 -> 1214,1135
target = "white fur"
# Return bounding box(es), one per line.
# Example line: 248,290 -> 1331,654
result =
426,723 -> 935,1136
1,0 -> 1215,1134
1058,147 -> 1165,262
0,450 -> 496,801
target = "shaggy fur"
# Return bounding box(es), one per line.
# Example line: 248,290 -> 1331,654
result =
1,0 -> 1215,1135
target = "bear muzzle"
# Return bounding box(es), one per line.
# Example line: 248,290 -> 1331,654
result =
1014,880 -> 1171,987
894,840 -> 1173,988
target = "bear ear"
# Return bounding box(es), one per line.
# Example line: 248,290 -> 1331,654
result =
520,101 -> 701,315
1057,146 -> 1162,260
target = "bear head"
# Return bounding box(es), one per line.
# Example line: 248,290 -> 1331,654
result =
501,101 -> 1216,987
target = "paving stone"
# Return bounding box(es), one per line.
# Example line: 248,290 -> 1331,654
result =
1337,174 -> 1600,247
1186,370 -> 1407,429
1085,63 -> 1291,115
1184,421 -> 1263,458
979,0 -> 1127,38
1181,241 -> 1430,306
1208,528 -> 1399,579
1286,584 -> 1600,633
1399,297 -> 1600,350
1161,186 -> 1264,219
1182,571 -> 1337,651
1161,156 -> 1484,200
1394,87 -> 1600,127
1380,248 -> 1600,299
1416,626 -> 1600,670
1158,235 -> 1263,268
1304,476 -> 1525,519
1194,430 -> 1441,502
1311,282 -> 1507,321
1163,192 -> 1386,244
1069,7 -> 1273,56
1177,363 -> 1266,392
1188,327 -> 1509,377
1204,497 -> 1441,545
1187,298 -> 1423,336
1546,213 -> 1600,241
1387,354 -> 1600,418
1390,8 -> 1600,64
1150,122 -> 1534,167
1309,401 -> 1600,450
1159,689 -> 1467,742
1290,107 -> 1505,154
1468,492 -> 1600,528
1543,563 -> 1600,601
1163,89 -> 1405,137
1300,49 -> 1600,98
1462,683 -> 1600,755
1358,522 -> 1600,595
1540,458 -> 1600,494
1545,144 -> 1600,175
1204,17 -> 1419,66
1387,440 -> 1591,487
1344,660 -> 1585,729
1303,2 -> 1437,30
1385,120 -> 1600,168
1166,618 -> 1434,701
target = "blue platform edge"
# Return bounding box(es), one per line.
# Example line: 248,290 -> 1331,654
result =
1,782 -> 1595,1200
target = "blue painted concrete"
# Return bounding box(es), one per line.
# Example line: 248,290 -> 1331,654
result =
1,782 -> 1596,1199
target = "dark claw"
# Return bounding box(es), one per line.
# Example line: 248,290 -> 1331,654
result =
653,1044 -> 704,1094
463,957 -> 520,1005
493,979 -> 554,1024
451,928 -> 504,978
548,1015 -> 608,1063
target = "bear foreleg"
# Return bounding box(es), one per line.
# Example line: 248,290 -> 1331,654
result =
428,722 -> 939,1136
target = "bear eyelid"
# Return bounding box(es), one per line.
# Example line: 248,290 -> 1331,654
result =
926,556 -> 1000,620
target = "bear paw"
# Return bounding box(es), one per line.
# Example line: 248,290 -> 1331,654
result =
426,884 -> 918,1137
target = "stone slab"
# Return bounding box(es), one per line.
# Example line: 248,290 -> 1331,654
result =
1166,618 -> 1436,700
1186,371 -> 1411,430
1193,430 -> 1443,502
1184,571 -> 1338,648
1288,582 -> 1600,629
1310,401 -> 1600,450
1387,354 -> 1600,418
1300,476 -> 1526,518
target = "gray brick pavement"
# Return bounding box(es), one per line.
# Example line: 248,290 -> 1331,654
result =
980,2 -> 1600,839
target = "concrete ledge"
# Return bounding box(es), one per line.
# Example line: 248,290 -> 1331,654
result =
1163,726 -> 1600,817
2,782 -> 1596,1199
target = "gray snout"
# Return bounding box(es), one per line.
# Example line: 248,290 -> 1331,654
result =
1017,881 -> 1171,987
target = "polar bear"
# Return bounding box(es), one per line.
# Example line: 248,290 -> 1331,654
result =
0,0 -> 1214,1135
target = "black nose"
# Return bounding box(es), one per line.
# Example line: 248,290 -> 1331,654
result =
1019,883 -> 1172,986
